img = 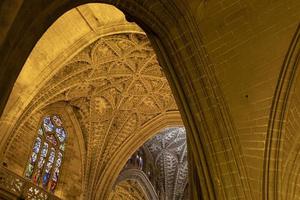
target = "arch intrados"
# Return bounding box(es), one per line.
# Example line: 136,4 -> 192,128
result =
0,0 -> 181,115
263,24 -> 300,199
115,169 -> 159,200
4,101 -> 86,197
95,111 -> 183,199
1,23 -> 144,144
1,1 -> 220,199
41,102 -> 87,196
1,0 -> 186,163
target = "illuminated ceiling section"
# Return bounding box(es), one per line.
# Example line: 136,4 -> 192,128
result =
145,127 -> 188,200
1,3 -> 142,125
108,179 -> 147,200
0,3 -> 181,199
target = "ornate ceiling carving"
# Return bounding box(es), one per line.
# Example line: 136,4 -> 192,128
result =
3,33 -> 178,199
115,169 -> 158,200
145,127 -> 188,200
108,179 -> 147,200
114,127 -> 189,199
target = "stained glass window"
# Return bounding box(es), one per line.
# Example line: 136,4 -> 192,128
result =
24,115 -> 67,193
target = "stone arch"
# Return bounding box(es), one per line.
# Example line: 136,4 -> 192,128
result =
108,178 -> 148,200
2,101 -> 86,199
0,1 -> 251,199
1,24 -> 182,199
0,19 -> 144,157
277,25 -> 300,200
263,24 -> 300,200
115,169 -> 159,200
95,111 -> 183,199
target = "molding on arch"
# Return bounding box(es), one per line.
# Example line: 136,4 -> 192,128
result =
263,24 -> 300,200
38,102 -> 87,196
1,101 -> 86,198
1,29 -> 179,199
95,111 -> 183,199
37,102 -> 87,198
0,22 -> 143,152
0,1 -> 251,199
281,138 -> 300,199
115,169 -> 159,200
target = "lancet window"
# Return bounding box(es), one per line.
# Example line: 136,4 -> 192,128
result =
24,115 -> 67,193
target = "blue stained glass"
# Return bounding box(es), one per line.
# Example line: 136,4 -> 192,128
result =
55,128 -> 66,143
26,115 -> 66,192
46,135 -> 57,146
45,161 -> 53,173
56,152 -> 62,168
41,143 -> 48,157
49,167 -> 59,192
42,172 -> 50,187
42,151 -> 54,188
49,149 -> 55,163
52,167 -> 60,182
43,117 -> 54,132
38,157 -> 45,169
33,137 -> 41,154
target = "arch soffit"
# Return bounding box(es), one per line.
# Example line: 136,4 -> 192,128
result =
0,0 -> 197,143
3,23 -> 143,117
2,101 -> 86,197
2,29 -> 180,199
39,102 -> 87,195
281,61 -> 300,200
115,168 -> 159,200
95,111 -> 182,199
0,1 -> 248,199
10,102 -> 86,168
0,23 -> 144,150
0,4 -> 144,151
263,24 -> 300,199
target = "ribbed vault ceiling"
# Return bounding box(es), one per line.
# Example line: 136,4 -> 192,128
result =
0,3 -> 181,199
108,179 -> 146,200
145,127 -> 188,200
2,32 -> 178,199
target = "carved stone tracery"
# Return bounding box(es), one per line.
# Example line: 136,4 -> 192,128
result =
108,179 -> 147,200
112,127 -> 188,200
145,127 -> 188,200
2,33 -> 178,199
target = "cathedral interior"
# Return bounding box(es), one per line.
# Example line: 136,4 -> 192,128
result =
0,1 -> 300,200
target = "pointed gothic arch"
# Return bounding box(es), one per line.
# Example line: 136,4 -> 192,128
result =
263,24 -> 300,200
0,1 -> 251,199
24,114 -> 67,192
1,102 -> 86,199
